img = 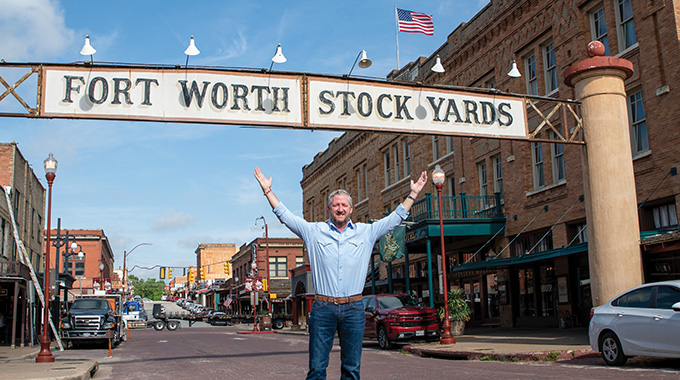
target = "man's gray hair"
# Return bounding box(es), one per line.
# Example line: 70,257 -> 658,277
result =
328,189 -> 353,208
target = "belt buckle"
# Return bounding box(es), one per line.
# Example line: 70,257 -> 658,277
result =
333,298 -> 338,305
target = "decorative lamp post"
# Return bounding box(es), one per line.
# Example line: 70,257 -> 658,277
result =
432,164 -> 455,344
255,216 -> 270,314
123,243 -> 151,300
99,262 -> 105,291
37,153 -> 57,363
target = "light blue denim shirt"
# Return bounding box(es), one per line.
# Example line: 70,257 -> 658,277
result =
273,202 -> 409,297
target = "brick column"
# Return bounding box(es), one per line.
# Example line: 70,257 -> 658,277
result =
564,41 -> 642,307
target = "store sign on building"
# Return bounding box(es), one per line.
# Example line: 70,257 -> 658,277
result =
40,66 -> 528,139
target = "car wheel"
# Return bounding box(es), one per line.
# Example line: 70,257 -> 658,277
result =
272,319 -> 285,330
166,320 -> 179,331
600,331 -> 627,366
153,320 -> 166,331
377,326 -> 392,350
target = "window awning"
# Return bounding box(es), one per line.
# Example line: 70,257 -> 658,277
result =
452,242 -> 588,272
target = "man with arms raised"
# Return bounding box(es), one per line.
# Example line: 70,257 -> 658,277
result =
254,167 -> 427,380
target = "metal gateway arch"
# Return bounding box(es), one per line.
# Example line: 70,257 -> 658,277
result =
0,62 -> 583,145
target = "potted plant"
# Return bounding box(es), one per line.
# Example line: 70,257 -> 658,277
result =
438,288 -> 472,336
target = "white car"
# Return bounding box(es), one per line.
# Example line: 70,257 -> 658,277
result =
588,280 -> 680,366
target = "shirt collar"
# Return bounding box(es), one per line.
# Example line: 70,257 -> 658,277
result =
327,219 -> 355,232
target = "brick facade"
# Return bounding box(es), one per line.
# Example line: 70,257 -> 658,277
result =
300,0 -> 680,327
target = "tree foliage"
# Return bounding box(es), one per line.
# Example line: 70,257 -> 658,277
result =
128,275 -> 165,301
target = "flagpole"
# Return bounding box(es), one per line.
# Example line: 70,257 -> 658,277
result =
395,6 -> 400,70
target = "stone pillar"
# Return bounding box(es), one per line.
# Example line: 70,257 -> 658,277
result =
564,41 -> 642,307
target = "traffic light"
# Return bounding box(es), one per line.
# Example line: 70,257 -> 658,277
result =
199,268 -> 205,280
224,262 -> 230,274
168,268 -> 173,279
159,267 -> 166,279
262,278 -> 268,292
188,268 -> 195,282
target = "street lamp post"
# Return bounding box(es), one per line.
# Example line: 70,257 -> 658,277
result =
37,153 -> 57,363
99,262 -> 105,291
432,164 -> 455,345
255,216 -> 270,314
123,243 -> 151,300
62,241 -> 84,307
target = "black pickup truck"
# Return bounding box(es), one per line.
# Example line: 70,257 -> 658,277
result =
60,297 -> 124,347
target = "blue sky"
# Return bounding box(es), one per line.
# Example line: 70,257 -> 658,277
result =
0,0 -> 487,279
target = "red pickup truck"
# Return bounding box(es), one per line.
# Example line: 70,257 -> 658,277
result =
363,293 -> 440,349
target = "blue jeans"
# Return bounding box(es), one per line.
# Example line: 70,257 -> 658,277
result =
306,299 -> 365,380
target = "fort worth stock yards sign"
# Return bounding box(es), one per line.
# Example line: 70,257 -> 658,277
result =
40,66 -> 528,139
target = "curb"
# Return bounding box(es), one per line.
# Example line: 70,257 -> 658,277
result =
402,345 -> 599,362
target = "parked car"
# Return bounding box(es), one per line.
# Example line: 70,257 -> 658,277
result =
363,293 -> 440,349
588,280 -> 680,366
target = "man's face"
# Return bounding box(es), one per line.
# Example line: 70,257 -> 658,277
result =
328,194 -> 353,227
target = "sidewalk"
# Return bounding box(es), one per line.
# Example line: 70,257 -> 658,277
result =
0,326 -> 596,379
401,327 -> 596,361
0,345 -> 98,380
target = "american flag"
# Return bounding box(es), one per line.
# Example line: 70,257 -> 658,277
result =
397,8 -> 434,36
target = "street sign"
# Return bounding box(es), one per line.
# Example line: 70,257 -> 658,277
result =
244,277 -> 262,292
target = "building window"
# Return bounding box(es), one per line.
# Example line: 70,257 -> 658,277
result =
478,161 -> 489,208
492,155 -> 503,202
269,257 -> 287,278
296,257 -> 304,267
75,261 -> 85,277
355,168 -> 362,201
652,204 -> 678,229
402,139 -> 411,178
628,90 -> 648,155
337,176 -> 347,191
575,224 -> 588,243
525,55 -> 538,96
363,164 -> 369,200
478,160 -> 488,196
485,77 -> 496,89
616,0 -> 637,51
432,136 -> 440,161
392,143 -> 400,183
445,137 -> 454,154
531,141 -> 545,189
322,189 -> 329,220
543,42 -> 557,94
384,150 -> 392,187
447,177 -> 456,197
590,7 -> 609,56
551,132 -> 565,182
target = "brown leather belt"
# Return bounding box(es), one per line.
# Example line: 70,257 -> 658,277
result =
314,294 -> 363,305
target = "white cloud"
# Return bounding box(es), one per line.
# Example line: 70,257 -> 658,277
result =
152,210 -> 196,231
0,0 -> 75,61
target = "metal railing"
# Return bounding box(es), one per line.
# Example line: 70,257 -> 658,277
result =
408,192 -> 503,223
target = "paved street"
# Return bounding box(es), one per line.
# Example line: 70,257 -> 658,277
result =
46,323 -> 679,380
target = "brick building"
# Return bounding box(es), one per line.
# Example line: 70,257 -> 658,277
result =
48,229 -> 115,299
300,0 -> 680,328
194,243 -> 237,308
0,142 -> 46,347
227,237 -> 304,317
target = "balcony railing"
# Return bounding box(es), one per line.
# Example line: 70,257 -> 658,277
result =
408,192 -> 503,223
0,260 -> 32,279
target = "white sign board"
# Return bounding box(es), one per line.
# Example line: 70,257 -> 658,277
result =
39,66 -> 528,139
308,77 -> 527,139
42,67 -> 303,127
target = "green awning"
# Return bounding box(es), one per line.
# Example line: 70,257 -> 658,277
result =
452,242 -> 589,272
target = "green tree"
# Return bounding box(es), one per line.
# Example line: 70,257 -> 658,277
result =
128,275 -> 166,301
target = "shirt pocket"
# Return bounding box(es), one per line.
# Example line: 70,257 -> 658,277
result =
345,239 -> 365,259
316,238 -> 336,256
